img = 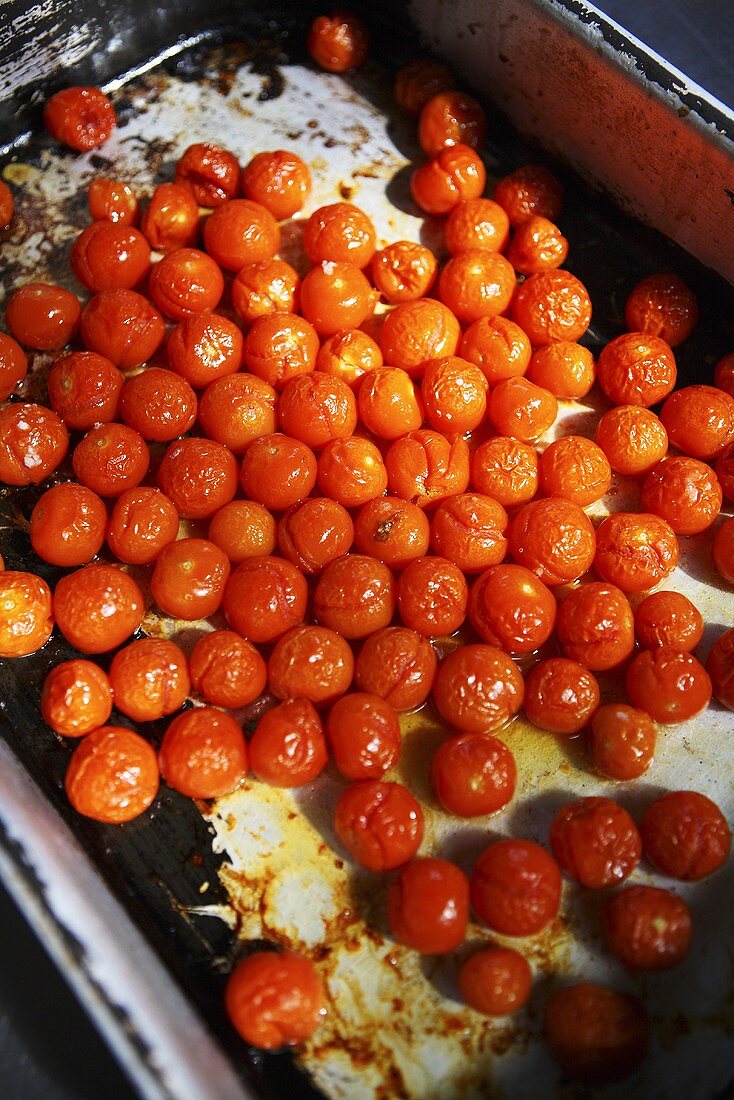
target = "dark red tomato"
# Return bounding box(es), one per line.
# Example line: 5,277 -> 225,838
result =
602,885 -> 692,970
640,790 -> 731,880
707,627 -> 734,709
0,332 -> 27,400
326,693 -> 401,780
387,858 -> 469,954
589,704 -> 656,780
249,698 -> 328,788
545,983 -> 648,1083
334,780 -> 424,872
625,647 -> 712,724
470,839 -> 562,935
458,947 -> 532,1017
225,950 -> 325,1050
44,86 -> 116,151
549,797 -> 641,888
431,733 -> 516,817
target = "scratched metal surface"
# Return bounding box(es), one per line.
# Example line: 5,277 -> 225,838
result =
1,30 -> 734,1100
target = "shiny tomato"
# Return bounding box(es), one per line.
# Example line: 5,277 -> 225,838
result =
512,270 -> 591,346
544,983 -> 648,1083
334,779 -> 424,872
354,498 -> 429,569
526,340 -> 595,400
240,433 -> 317,511
88,178 -> 138,225
317,435 -> 388,506
625,272 -> 698,346
602,885 -> 692,971
595,404 -> 668,476
418,90 -> 486,156
198,373 -> 277,454
523,658 -> 599,735
44,86 -> 116,150
506,215 -> 568,274
120,368 -> 197,442
488,376 -> 558,442
150,537 -> 230,621
388,858 -> 469,954
471,838 -> 561,935
597,332 -> 676,407
430,493 -> 507,574
106,487 -> 179,565
53,564 -> 143,653
641,455 -> 722,535
459,948 -> 532,1017
470,436 -> 538,507
278,372 -> 357,450
550,797 -> 641,888
225,950 -> 325,1050
460,315 -> 531,386
268,625 -> 354,705
314,554 -> 396,639
634,590 -> 703,651
303,202 -> 376,268
411,144 -> 486,216
539,436 -> 611,507
243,312 -> 318,389
316,328 -> 383,389
81,288 -> 165,369
508,497 -> 595,586
469,563 -> 556,655
421,356 -> 488,434
223,556 -> 307,644
661,383 -> 734,460
149,247 -> 224,320
0,179 -> 14,228
372,241 -> 437,302
593,512 -> 678,593
445,197 -> 509,255
41,659 -> 112,737
439,249 -> 515,326
713,516 -> 734,584
140,182 -> 199,253
30,482 -> 107,567
0,332 -> 27,400
48,350 -> 123,430
433,644 -> 524,733
625,647 -> 711,724
707,628 -> 734,709
167,312 -> 243,387
109,638 -> 190,723
640,790 -> 731,880
72,423 -> 149,498
188,630 -> 266,710
231,258 -> 299,325
203,199 -> 280,271
159,707 -> 247,798
0,571 -> 54,658
70,222 -> 150,292
556,582 -> 634,671
249,698 -> 328,788
590,703 -> 656,780
326,692 -> 401,780
279,497 -> 354,573
354,626 -> 437,712
357,368 -> 424,441
299,261 -> 376,336
397,555 -> 468,636
175,142 -> 240,207
431,732 -> 516,817
0,402 -> 68,485
157,437 -> 238,519
394,58 -> 455,116
307,10 -> 370,71
380,298 -> 460,378
65,726 -> 158,823
386,430 -> 469,509
494,165 -> 563,227
5,283 -> 81,350
208,500 -> 277,564
715,352 -> 734,398
241,149 -> 311,219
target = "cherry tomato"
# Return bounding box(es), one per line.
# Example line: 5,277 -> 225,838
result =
544,983 -> 648,1083
279,497 -> 354,573
713,518 -> 734,584
603,885 -> 691,971
120,368 -> 197,443
706,628 -> 734,709
314,554 -> 396,639
394,58 -> 455,116
523,658 -> 599,735
81,288 -> 165,369
640,790 -> 731,880
223,556 -> 307,644
307,10 -> 370,71
660,383 -> 734,460
0,179 -> 14,228
431,732 -> 516,817
317,435 -> 388,505
0,402 -> 68,485
354,498 -> 429,569
30,482 -> 107,566
397,555 -> 468,636
641,455 -> 722,535
469,564 -> 555,655
439,249 -> 516,326
508,497 -> 595,586
334,779 -> 424,872
250,698 -> 328,787
278,372 -> 357,450
506,215 -> 568,274
268,625 -> 354,705
138,183 -> 199,254
189,630 -> 266,709
72,422 -> 149,498
512,270 -> 591,346
460,315 -> 531,386
625,272 -> 698,346
303,202 -> 376,269
386,430 -> 470,509
48,350 -> 123,430
411,145 -> 486,216
175,142 -> 240,207
41,659 -> 112,737
316,328 -> 383,389
299,261 -> 376,336
593,512 -> 678,593
355,626 -> 437,712
326,692 -> 401,780
197,373 -> 277,454
634,590 -> 703,651
0,332 -> 27,399
488,377 -> 558,442
231,259 -> 299,325
471,838 -> 561,935
157,437 -> 237,519
54,563 -> 143,653
150,538 -> 230,621
241,149 -> 311,219
494,165 -> 563,227
550,797 -> 641,888
445,197 -> 509,255
388,858 -> 469,954
433,644 -> 524,733
372,241 -> 437,303
240,433 -> 317,511
418,90 -> 486,156
44,86 -> 116,150
431,492 -> 508,574
595,404 -> 668,477
203,199 -> 280,271
208,500 -> 277,564
470,436 -> 538,507
88,178 -> 138,225
109,638 -> 190,723
539,436 -> 611,507
556,582 -> 634,671
380,298 -> 460,377
626,647 -> 711,724
597,333 -> 677,407
65,726 -> 158,824
148,247 -> 224,320
459,947 -> 532,1016
0,571 -> 54,658
106,487 -> 179,565
5,283 -> 81,350
70,222 -> 151,292
590,703 -> 656,780
225,950 -> 325,1050
357,368 -> 424,441
243,312 -> 319,389
159,707 -> 247,798
526,340 -> 595,399
167,312 -> 243,388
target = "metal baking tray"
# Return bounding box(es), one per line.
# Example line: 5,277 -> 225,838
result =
1,2 -> 733,1098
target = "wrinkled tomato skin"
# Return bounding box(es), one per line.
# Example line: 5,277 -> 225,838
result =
555,582 -> 634,672
549,797 -> 642,889
640,790 -> 731,881
602,885 -> 692,970
590,704 -> 656,780
625,647 -> 712,724
189,630 -> 267,710
30,483 -> 107,567
44,86 -> 116,151
106,487 -> 179,566
523,658 -> 600,735
707,628 -> 734,709
326,693 -> 401,780
109,638 -> 190,723
81,289 -> 165,370
334,780 -> 424,872
268,625 -> 354,706
387,858 -> 469,954
0,403 -> 68,486
469,564 -> 556,656
41,659 -> 112,737
544,983 -> 648,1083
223,556 -> 307,645
355,627 -> 437,712
458,947 -> 532,1016
432,644 -> 524,733
249,698 -> 328,788
431,733 -> 516,817
159,707 -> 247,798
70,222 -> 151,293
65,725 -> 159,824
225,950 -> 325,1050
6,283 -> 81,351
53,564 -> 144,654
150,537 -> 230,621
0,571 -> 54,658
470,838 -> 562,936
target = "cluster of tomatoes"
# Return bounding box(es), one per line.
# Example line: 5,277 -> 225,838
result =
1,7 -> 733,1083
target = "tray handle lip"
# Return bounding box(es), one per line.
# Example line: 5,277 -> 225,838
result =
0,735 -> 254,1100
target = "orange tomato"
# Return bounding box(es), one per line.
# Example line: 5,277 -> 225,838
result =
307,10 -> 370,71
5,283 -> 81,350
411,144 -> 486,216
597,333 -> 676,407
159,708 -> 247,798
493,164 -> 563,227
279,497 -> 354,573
0,402 -> 68,485
81,289 -> 165,369
41,659 -> 113,737
175,142 -> 240,207
268,625 -> 354,705
386,429 -> 470,508
438,249 -> 516,325
244,312 -> 319,388
625,647 -> 712,724
394,58 -> 455,116
523,658 -> 600,735
371,241 -> 438,303
30,482 -> 107,566
538,436 -> 612,507
512,269 -> 592,346
314,554 -> 396,639
624,273 -> 698,346
460,316 -> 531,386
109,638 -> 190,723
44,86 -> 116,151
241,149 -> 311,219
157,437 -> 237,519
65,726 -> 158,823
469,563 -> 556,655
556,582 -> 634,671
379,298 -> 460,378
418,90 -> 487,157
387,858 -> 469,954
223,556 -> 307,644
203,198 -> 280,271
53,564 -> 144,654
545,983 -> 647,1083
225,950 -> 325,1050
593,512 -> 678,593
397,555 -> 468,636
250,698 -> 328,787
355,626 -> 437,711
0,571 -> 54,658
433,644 -> 524,733
303,202 -> 376,268
189,630 -> 267,709
508,497 -> 595,586
353,497 -> 429,569
445,197 -> 510,255
106,487 -> 179,565
150,538 -> 230,621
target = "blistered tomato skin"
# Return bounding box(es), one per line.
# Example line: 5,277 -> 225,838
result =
30,483 -> 107,567
41,659 -> 113,737
523,658 -> 600,735
223,556 -> 307,645
326,693 -> 401,780
307,11 -> 370,72
225,950 -> 325,1050
640,790 -> 731,881
159,708 -> 247,798
602,885 -> 692,970
268,625 -> 354,706
625,648 -> 712,724
0,333 -> 27,399
555,582 -> 634,672
550,797 -> 642,889
109,638 -> 190,723
44,86 -> 116,151
508,497 -> 595,587
334,780 -> 424,872
65,726 -> 159,824
189,630 -> 266,710
387,858 -> 470,954
151,538 -> 230,622
469,564 -> 556,656
355,627 -> 437,712
249,698 -> 328,788
0,403 -> 69,486
431,733 -> 516,817
0,572 -> 54,658
53,564 -> 144,654
433,644 -> 524,733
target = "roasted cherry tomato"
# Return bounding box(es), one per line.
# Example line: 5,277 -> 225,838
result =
313,554 -> 396,639
65,726 -> 158,824
0,332 -> 27,399
279,497 -> 354,573
625,647 -> 711,724
41,659 -> 112,737
189,630 -> 267,710
81,288 -> 165,369
595,404 -> 668,476
326,693 -> 401,780
70,222 -> 151,292
597,332 -> 677,407
471,838 -> 561,935
469,564 -> 555,655
0,571 -> 54,658
249,698 -> 328,788
523,658 -> 599,735
334,779 -> 424,872
494,164 -> 563,227
241,149 -> 311,219
397,555 -> 467,636
590,704 -> 656,781
549,797 -> 641,889
418,90 -> 487,157
72,422 -> 149,498
602,885 -> 692,971
593,512 -> 678,593
508,497 -> 595,587
53,564 -> 144,653
625,272 -> 698,346
355,498 -> 430,570
387,858 -> 469,954
159,707 -> 247,798
175,142 -> 240,207
109,638 -> 190,723
88,178 -> 138,225
208,500 -> 277,564
431,732 -> 516,817
707,628 -> 734,709
556,583 -> 634,671
148,247 -> 224,320
544,983 -> 648,1083
44,86 -> 116,151
151,538 -> 230,621
140,182 -> 200,253
106,487 -> 179,565
30,482 -> 107,567
459,948 -> 532,1016
225,950 -> 325,1050
0,402 -> 68,485
5,283 -> 81,350
223,556 -> 307,644
354,626 -> 437,712
634,590 -> 703,652
157,437 -> 238,519
433,644 -> 524,733
640,790 -> 731,881
307,10 -> 370,71
268,625 -> 354,705
379,298 -> 460,378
